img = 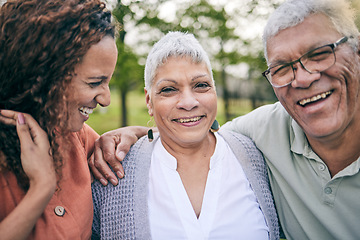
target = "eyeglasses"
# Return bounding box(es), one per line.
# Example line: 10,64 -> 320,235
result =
262,36 -> 349,88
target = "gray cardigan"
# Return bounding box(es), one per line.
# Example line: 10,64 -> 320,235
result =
92,129 -> 279,240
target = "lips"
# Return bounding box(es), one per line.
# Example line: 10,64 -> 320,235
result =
173,116 -> 204,123
298,91 -> 332,106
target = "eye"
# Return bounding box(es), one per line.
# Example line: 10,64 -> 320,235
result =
306,46 -> 333,62
271,64 -> 291,77
193,81 -> 212,93
158,86 -> 177,95
195,82 -> 210,88
88,81 -> 103,88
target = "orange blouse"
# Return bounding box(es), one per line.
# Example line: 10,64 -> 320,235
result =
0,124 -> 99,240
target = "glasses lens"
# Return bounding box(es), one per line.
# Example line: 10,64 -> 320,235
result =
267,64 -> 293,87
301,45 -> 335,73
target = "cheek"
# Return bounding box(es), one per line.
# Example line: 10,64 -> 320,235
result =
152,99 -> 171,119
336,50 -> 360,80
273,88 -> 284,102
205,95 -> 218,112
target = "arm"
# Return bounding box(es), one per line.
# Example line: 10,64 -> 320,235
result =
0,111 -> 56,240
88,126 -> 149,186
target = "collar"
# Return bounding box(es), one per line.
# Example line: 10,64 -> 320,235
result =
154,133 -> 224,171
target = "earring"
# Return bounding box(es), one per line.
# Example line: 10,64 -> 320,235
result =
147,117 -> 155,142
148,128 -> 154,142
210,119 -> 220,133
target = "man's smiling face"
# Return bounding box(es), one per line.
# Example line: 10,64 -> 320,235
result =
267,13 -> 360,141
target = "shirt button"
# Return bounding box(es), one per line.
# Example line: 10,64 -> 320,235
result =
319,164 -> 326,171
324,187 -> 332,194
54,206 -> 65,217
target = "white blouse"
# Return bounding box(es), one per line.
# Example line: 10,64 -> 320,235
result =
148,133 -> 269,240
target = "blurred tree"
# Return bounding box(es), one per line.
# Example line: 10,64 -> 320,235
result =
113,0 -> 281,123
111,4 -> 144,127
351,0 -> 360,29
112,40 -> 143,126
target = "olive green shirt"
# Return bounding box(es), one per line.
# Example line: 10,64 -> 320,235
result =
223,102 -> 360,240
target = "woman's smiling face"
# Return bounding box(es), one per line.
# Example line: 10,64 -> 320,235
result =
66,36 -> 117,132
145,55 -> 217,148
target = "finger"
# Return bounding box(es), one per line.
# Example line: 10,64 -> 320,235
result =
93,158 -> 118,186
102,149 -> 124,179
92,142 -> 118,185
0,109 -> 18,126
21,114 -> 48,147
88,154 -> 109,186
97,137 -> 124,179
16,113 -> 36,149
115,140 -> 131,162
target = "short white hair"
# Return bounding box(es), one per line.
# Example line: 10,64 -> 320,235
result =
144,31 -> 213,90
263,0 -> 360,62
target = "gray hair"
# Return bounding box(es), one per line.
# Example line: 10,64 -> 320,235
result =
263,0 -> 360,62
144,31 -> 213,90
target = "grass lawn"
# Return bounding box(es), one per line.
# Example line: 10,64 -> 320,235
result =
87,88 -> 256,135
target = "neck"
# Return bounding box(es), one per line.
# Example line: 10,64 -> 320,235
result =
307,122 -> 360,177
160,132 -> 216,168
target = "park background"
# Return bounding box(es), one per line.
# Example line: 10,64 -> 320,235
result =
2,0 -> 358,134
86,0 -> 360,134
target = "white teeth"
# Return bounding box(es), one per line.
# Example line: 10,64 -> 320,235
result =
175,116 -> 202,123
79,107 -> 93,116
299,91 -> 332,106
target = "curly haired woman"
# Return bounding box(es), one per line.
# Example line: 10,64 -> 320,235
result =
0,0 -> 117,239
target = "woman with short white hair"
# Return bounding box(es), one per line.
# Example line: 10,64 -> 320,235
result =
92,31 -> 279,240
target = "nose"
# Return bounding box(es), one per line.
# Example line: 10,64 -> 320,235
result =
176,89 -> 199,111
291,62 -> 320,88
96,85 -> 111,107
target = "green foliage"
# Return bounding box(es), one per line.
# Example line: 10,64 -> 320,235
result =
107,0 -> 290,127
112,40 -> 143,91
352,0 -> 360,29
110,0 -> 279,123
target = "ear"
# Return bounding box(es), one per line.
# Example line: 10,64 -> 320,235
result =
144,88 -> 153,116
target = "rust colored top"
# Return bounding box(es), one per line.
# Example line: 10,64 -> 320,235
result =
0,124 -> 99,240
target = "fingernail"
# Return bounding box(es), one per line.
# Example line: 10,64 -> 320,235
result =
117,171 -> 124,179
18,113 -> 25,125
116,151 -> 126,160
100,178 -> 108,186
110,178 -> 118,186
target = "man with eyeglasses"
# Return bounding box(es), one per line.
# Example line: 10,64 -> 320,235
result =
223,0 -> 360,239
90,0 -> 360,239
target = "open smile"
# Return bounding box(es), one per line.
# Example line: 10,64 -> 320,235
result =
79,106 -> 94,117
298,91 -> 332,106
173,116 -> 204,123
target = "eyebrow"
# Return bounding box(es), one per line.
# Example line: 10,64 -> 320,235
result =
269,40 -> 332,67
192,74 -> 209,81
155,79 -> 177,87
156,74 -> 210,86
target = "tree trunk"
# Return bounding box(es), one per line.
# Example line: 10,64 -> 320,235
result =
221,67 -> 230,121
120,88 -> 127,127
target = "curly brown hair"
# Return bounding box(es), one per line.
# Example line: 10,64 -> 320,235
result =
0,0 -> 115,191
